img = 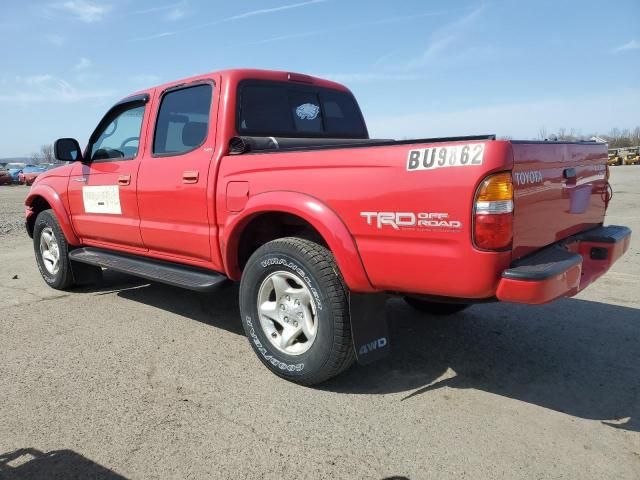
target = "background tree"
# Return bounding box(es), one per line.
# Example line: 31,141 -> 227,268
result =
28,144 -> 55,165
537,126 -> 548,140
534,126 -> 640,148
39,144 -> 54,163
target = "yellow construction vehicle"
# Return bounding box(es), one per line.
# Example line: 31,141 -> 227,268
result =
623,147 -> 639,165
608,149 -> 623,166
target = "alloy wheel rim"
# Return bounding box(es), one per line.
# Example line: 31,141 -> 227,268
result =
39,227 -> 60,275
257,270 -> 318,355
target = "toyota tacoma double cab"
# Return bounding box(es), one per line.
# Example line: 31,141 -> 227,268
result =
26,69 -> 631,385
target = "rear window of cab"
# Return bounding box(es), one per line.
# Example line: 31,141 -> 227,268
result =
236,80 -> 368,139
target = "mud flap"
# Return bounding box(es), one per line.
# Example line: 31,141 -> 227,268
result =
349,293 -> 390,365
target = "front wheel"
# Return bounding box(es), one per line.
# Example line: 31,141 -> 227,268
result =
404,296 -> 470,315
33,209 -> 75,290
239,237 -> 355,385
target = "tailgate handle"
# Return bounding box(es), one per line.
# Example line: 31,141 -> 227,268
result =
118,174 -> 131,186
183,170 -> 199,184
563,168 -> 576,180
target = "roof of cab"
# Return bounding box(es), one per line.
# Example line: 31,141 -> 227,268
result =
125,68 -> 352,102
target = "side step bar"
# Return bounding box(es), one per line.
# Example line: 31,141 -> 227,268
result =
69,247 -> 228,292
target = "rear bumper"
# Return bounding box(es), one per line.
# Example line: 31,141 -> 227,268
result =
496,225 -> 631,304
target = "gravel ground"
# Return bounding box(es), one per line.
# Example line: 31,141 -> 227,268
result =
0,186 -> 28,237
0,169 -> 638,480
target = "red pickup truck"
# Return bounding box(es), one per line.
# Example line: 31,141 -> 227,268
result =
26,69 -> 631,385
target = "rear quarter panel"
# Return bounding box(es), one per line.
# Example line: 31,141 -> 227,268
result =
218,140 -> 514,298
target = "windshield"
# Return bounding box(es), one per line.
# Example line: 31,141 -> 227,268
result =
237,80 -> 368,139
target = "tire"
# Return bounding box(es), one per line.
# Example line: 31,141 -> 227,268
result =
239,237 -> 355,385
404,296 -> 470,315
33,209 -> 75,290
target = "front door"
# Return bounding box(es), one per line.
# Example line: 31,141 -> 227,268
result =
67,97 -> 150,250
137,82 -> 216,262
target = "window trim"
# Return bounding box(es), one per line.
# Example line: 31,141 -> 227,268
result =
235,79 -> 369,139
151,80 -> 214,159
86,94 -> 149,163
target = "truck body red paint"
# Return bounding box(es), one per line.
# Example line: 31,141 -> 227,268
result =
25,69 -> 631,384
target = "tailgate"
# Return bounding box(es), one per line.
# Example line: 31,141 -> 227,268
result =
511,142 -> 608,260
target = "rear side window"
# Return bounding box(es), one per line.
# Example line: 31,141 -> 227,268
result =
237,81 -> 367,138
153,84 -> 212,156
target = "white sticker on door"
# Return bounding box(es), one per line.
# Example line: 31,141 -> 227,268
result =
82,185 -> 122,214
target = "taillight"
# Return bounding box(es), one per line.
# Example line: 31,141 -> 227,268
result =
473,172 -> 513,250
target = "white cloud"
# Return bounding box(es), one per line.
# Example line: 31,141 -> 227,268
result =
52,0 -> 111,23
129,2 -> 187,21
45,33 -> 65,46
165,7 -> 185,21
74,57 -> 92,71
365,89 -> 640,140
318,72 -> 427,83
129,74 -> 161,86
219,0 -> 328,22
612,39 -> 640,53
0,74 -> 114,103
403,5 -> 486,71
132,0 -> 329,41
132,31 -> 176,41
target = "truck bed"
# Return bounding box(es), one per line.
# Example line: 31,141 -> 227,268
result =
219,136 -> 608,299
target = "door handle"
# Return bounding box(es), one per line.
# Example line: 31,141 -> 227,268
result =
118,174 -> 131,186
183,170 -> 199,184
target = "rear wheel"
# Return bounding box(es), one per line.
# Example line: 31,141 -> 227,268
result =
404,296 -> 470,315
33,209 -> 74,290
239,237 -> 355,385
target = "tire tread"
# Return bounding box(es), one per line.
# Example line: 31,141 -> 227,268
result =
243,237 -> 355,385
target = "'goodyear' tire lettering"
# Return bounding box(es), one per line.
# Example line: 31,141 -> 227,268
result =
246,317 -> 304,372
260,257 -> 323,310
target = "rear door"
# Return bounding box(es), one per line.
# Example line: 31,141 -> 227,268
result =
511,142 -> 608,260
136,81 -> 216,262
67,95 -> 151,250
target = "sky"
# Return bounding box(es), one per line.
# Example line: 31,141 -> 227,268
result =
1,0 -> 639,157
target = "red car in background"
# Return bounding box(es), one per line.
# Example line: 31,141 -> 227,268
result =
18,166 -> 47,186
0,167 -> 11,185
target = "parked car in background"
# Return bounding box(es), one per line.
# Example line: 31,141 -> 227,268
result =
5,162 -> 27,183
0,167 -> 12,185
18,165 -> 47,185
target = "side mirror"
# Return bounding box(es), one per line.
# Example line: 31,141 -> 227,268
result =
54,138 -> 83,162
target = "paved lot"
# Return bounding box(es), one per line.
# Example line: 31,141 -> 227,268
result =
0,168 -> 639,479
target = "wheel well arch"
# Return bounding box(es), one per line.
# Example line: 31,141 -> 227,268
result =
26,195 -> 52,238
236,212 -> 328,271
222,191 -> 375,292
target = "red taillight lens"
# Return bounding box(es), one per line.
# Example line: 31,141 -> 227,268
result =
474,213 -> 513,250
473,172 -> 513,250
